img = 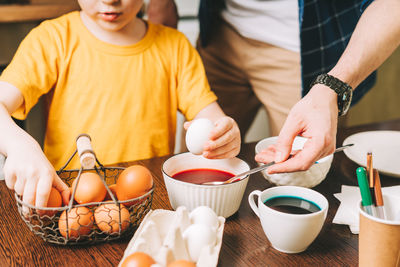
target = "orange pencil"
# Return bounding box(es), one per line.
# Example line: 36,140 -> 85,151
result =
366,152 -> 373,187
373,169 -> 385,219
366,152 -> 375,204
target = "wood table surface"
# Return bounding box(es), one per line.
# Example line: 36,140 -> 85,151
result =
1,119 -> 400,267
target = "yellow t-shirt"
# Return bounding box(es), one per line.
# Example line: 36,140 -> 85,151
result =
0,11 -> 217,169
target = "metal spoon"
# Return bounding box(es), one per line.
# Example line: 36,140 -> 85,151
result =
202,143 -> 354,185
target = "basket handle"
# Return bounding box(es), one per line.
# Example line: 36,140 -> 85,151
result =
76,134 -> 96,169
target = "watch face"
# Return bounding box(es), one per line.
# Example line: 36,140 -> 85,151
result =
340,90 -> 353,115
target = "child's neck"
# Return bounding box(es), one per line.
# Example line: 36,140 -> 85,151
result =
80,12 -> 147,46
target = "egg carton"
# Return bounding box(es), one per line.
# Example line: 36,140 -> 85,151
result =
120,206 -> 225,267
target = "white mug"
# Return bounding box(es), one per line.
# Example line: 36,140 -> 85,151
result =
248,186 -> 328,253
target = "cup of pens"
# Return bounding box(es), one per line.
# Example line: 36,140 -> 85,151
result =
358,199 -> 400,267
356,166 -> 400,267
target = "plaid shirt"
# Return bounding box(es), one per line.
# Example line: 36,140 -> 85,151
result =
300,0 -> 375,104
199,0 -> 376,106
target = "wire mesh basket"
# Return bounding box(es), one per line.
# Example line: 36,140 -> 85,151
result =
15,134 -> 154,245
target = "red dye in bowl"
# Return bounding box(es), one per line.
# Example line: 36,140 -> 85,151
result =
172,169 -> 234,184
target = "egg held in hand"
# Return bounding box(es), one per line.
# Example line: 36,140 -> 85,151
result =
94,202 -> 130,234
185,118 -> 215,155
71,172 -> 107,204
121,252 -> 156,267
116,165 -> 153,206
37,187 -> 62,217
58,207 -> 94,240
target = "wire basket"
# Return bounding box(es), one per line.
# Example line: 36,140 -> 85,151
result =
15,134 -> 154,245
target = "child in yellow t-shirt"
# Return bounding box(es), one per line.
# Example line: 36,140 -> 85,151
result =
0,1 -> 241,211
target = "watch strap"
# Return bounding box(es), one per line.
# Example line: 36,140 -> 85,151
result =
310,74 -> 353,116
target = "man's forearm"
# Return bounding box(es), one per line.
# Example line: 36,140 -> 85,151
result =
329,0 -> 400,89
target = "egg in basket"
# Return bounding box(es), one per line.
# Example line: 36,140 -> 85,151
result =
15,134 -> 154,245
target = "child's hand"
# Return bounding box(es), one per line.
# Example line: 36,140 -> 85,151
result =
3,138 -> 70,215
185,102 -> 241,158
197,116 -> 241,159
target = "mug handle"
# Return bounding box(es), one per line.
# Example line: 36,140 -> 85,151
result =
248,190 -> 262,218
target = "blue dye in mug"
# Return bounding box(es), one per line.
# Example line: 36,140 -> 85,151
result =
264,195 -> 321,214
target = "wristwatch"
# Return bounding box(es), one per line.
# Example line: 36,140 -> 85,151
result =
310,74 -> 353,116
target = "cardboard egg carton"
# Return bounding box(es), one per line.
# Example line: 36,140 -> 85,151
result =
119,206 -> 225,267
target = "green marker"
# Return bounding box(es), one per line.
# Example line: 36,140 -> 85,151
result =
356,167 -> 374,216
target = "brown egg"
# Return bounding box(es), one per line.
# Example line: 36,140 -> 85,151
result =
71,172 -> 107,204
94,202 -> 130,233
58,207 -> 94,240
104,184 -> 118,201
47,187 -> 62,207
37,187 -> 62,217
121,252 -> 156,267
167,260 -> 196,267
116,165 -> 153,206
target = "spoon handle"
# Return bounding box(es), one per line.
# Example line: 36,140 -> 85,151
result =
226,161 -> 276,183
333,143 -> 353,153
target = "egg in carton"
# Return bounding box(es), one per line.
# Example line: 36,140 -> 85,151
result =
119,206 -> 225,266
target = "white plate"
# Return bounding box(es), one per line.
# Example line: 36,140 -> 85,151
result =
343,131 -> 400,177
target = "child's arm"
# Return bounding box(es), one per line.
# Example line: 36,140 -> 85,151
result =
0,81 -> 70,212
184,101 -> 241,159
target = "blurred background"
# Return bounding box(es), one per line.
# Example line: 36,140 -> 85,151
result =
0,0 -> 399,152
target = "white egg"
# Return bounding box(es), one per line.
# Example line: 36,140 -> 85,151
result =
185,118 -> 215,155
183,224 -> 216,262
189,206 -> 219,232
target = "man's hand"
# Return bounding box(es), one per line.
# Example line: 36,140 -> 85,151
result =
256,0 -> 400,174
147,0 -> 178,28
255,84 -> 338,173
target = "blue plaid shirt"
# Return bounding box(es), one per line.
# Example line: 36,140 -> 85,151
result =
199,0 -> 376,106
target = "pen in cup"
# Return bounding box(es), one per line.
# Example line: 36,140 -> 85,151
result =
373,168 -> 386,219
356,167 -> 376,216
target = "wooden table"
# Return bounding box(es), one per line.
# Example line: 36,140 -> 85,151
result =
1,119 -> 400,266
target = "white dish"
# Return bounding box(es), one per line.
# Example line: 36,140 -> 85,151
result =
343,131 -> 400,177
255,136 -> 333,188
